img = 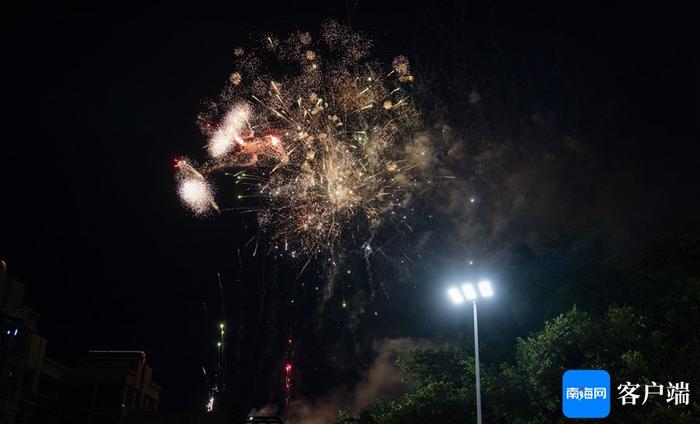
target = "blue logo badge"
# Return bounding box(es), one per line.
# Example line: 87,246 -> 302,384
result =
562,370 -> 610,418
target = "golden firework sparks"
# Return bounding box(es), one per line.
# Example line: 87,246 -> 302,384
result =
179,21 -> 419,258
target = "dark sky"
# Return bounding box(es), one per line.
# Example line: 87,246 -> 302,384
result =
2,0 -> 697,415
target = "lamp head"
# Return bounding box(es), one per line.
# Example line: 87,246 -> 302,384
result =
461,283 -> 478,300
448,287 -> 465,304
478,280 -> 493,297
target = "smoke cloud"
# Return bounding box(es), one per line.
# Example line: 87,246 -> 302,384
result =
248,403 -> 280,417
276,338 -> 428,424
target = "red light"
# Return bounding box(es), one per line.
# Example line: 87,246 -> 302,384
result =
284,363 -> 292,372
288,338 -> 293,344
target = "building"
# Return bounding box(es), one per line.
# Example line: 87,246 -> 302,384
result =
1,262 -> 162,424
62,350 -> 161,424
0,261 -> 66,424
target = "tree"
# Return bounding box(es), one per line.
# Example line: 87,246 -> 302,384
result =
340,305 -> 698,423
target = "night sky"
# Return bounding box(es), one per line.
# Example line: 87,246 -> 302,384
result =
2,0 -> 697,416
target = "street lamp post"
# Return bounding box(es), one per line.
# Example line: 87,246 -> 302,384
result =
448,280 -> 494,424
472,299 -> 482,424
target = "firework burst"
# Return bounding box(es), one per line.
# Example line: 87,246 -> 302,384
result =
177,21 -> 418,258
175,159 -> 219,215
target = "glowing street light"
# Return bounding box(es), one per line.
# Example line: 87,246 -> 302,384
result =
478,280 -> 493,297
447,279 -> 494,424
461,283 -> 478,300
448,287 -> 465,304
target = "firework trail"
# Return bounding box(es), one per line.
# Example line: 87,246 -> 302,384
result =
217,273 -> 227,394
283,337 -> 296,405
200,275 -> 229,412
233,249 -> 245,396
176,21 -> 418,259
